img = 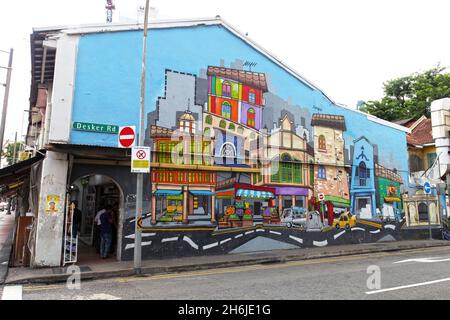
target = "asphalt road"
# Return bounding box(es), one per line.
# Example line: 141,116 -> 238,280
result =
2,246 -> 450,300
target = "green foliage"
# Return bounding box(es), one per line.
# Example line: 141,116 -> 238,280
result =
361,65 -> 450,121
4,142 -> 22,166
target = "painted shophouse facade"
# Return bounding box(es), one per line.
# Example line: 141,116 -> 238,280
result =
25,17 -> 443,267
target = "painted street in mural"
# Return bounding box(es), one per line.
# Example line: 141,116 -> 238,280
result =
119,63 -> 427,260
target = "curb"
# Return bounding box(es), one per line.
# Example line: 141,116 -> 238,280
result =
0,220 -> 15,285
5,241 -> 450,285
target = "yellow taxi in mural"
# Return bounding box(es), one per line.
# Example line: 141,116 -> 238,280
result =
333,212 -> 357,230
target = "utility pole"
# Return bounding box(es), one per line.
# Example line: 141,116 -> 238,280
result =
134,0 -> 150,275
0,48 -> 13,168
12,131 -> 17,164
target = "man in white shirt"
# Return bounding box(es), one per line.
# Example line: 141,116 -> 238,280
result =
94,208 -> 106,226
93,206 -> 106,253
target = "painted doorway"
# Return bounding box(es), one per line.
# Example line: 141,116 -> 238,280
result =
418,203 -> 429,222
69,174 -> 124,263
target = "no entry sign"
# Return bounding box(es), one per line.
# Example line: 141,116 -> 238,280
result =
118,126 -> 136,148
131,146 -> 151,173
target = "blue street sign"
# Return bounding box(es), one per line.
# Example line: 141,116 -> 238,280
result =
423,182 -> 432,195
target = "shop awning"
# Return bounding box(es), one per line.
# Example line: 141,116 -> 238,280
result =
216,190 -> 234,199
324,195 -> 350,207
190,190 -> 213,196
154,190 -> 182,196
236,189 -> 275,199
384,197 -> 401,202
0,153 -> 44,195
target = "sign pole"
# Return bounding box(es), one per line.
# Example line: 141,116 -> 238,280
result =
427,192 -> 432,240
423,182 -> 432,240
134,0 -> 150,275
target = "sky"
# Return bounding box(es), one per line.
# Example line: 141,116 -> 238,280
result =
0,0 -> 449,143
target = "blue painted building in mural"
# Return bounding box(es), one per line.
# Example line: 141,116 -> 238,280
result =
350,137 -> 377,218
28,17 -> 430,265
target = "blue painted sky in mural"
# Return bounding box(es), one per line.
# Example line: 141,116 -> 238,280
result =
70,24 -> 409,180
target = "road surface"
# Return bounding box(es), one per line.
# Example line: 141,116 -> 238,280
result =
2,246 -> 450,300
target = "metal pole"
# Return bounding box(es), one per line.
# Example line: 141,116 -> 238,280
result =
0,49 -> 13,167
12,131 -> 17,164
427,192 -> 432,240
134,0 -> 150,275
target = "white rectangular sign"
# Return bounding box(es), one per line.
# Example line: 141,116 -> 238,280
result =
131,146 -> 151,173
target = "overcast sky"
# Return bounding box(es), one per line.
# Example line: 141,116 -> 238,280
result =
0,0 -> 449,143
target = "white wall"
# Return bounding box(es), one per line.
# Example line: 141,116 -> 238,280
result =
33,151 -> 69,267
48,34 -> 79,144
431,98 -> 450,175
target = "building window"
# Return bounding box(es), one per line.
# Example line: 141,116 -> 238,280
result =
205,115 -> 212,125
222,81 -> 231,97
219,120 -> 226,129
318,165 -> 326,179
271,159 -> 280,183
270,154 -> 303,184
309,161 -> 315,186
222,102 -> 231,120
249,90 -> 256,104
427,153 -> 437,169
247,108 -> 256,127
418,203 -> 429,222
356,161 -> 369,186
228,123 -> 235,131
318,135 -> 326,151
409,155 -> 423,172
204,127 -> 211,138
293,162 -> 302,184
221,143 -> 236,158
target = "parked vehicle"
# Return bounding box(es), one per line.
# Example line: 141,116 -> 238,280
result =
281,207 -> 307,228
0,202 -> 7,211
333,212 -> 357,230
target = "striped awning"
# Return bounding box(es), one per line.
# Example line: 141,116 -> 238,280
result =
154,190 -> 182,196
190,190 -> 213,196
236,189 -> 275,199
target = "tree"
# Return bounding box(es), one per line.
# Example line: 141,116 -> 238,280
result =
3,142 -> 23,166
360,65 -> 450,121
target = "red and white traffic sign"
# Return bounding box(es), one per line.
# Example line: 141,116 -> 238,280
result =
318,193 -> 325,202
118,126 -> 136,148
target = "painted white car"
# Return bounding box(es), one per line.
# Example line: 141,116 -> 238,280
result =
281,207 -> 307,228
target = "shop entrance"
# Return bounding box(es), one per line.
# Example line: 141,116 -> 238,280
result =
69,174 -> 123,263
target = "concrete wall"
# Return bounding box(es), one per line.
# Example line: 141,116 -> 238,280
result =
48,34 -> 79,144
33,151 -> 69,267
431,98 -> 450,175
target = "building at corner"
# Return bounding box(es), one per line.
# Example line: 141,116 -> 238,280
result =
20,17 -> 418,267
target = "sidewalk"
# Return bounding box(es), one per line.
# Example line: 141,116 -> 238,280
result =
0,212 -> 15,284
5,239 -> 450,285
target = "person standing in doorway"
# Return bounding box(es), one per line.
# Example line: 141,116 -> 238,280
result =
94,204 -> 107,253
72,201 -> 82,239
99,205 -> 114,259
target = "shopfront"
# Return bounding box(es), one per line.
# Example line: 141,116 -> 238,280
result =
151,169 -> 216,226
273,187 -> 310,212
216,183 -> 278,228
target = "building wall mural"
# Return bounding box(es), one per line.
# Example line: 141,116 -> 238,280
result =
66,24 -> 431,260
